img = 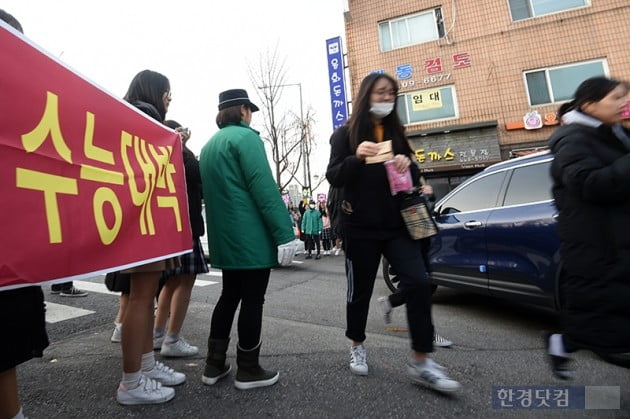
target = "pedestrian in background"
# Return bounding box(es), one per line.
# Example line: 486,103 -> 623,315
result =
326,185 -> 344,256
301,200 -> 323,259
321,208 -> 333,256
116,70 -> 185,405
199,88 -> 296,390
0,11 -> 49,419
326,72 -> 460,393
50,281 -> 88,297
106,272 -> 130,343
153,120 -> 209,358
546,76 -> 630,378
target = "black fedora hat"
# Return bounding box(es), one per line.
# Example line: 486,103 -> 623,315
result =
217,88 -> 259,112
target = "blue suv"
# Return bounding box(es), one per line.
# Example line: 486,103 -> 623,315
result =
383,151 -> 562,310
431,151 -> 560,308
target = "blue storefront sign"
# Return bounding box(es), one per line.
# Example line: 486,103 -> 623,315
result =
325,37 -> 348,131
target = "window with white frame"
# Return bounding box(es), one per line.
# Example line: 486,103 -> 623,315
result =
508,0 -> 589,21
524,60 -> 607,106
378,8 -> 444,52
396,85 -> 458,124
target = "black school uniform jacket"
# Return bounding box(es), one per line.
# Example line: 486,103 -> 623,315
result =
549,113 -> 630,353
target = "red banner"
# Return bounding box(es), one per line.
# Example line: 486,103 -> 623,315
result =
0,24 -> 192,290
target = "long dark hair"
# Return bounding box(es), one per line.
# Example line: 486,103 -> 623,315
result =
347,73 -> 409,154
558,76 -> 628,119
124,70 -> 170,121
0,9 -> 23,33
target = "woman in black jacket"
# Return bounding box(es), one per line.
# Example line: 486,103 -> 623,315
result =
326,72 -> 460,393
547,76 -> 630,378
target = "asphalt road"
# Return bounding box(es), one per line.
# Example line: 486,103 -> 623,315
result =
18,253 -> 629,418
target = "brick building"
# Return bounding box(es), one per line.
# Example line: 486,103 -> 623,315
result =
342,0 -> 630,196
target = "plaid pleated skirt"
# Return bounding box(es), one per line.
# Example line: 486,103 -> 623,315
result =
322,227 -> 332,241
172,237 -> 209,275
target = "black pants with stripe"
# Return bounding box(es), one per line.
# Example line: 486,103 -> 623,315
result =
344,234 -> 434,353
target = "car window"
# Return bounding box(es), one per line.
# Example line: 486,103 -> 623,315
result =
439,172 -> 505,214
503,161 -> 553,206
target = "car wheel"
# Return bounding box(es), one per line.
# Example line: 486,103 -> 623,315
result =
381,257 -> 437,295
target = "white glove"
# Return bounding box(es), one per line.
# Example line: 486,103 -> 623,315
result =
277,239 -> 299,266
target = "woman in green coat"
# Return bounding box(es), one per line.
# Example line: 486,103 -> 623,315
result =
199,89 -> 295,390
301,200 -> 323,259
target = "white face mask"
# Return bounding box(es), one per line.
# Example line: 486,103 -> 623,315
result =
370,102 -> 394,117
309,204 -> 316,209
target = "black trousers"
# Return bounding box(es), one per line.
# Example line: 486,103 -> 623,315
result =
345,234 -> 434,353
209,268 -> 270,350
51,281 -> 73,292
305,234 -> 321,255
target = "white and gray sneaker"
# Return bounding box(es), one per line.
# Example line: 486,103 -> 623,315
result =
153,334 -> 165,350
377,296 -> 392,324
144,361 -> 186,386
433,332 -> 453,348
349,345 -> 368,376
116,375 -> 175,405
111,323 -> 122,343
161,338 -> 199,357
407,358 -> 461,393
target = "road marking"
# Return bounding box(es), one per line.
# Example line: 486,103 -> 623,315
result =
74,281 -> 119,295
45,301 -> 95,323
201,271 -> 222,277
75,279 -> 219,295
194,279 -> 218,286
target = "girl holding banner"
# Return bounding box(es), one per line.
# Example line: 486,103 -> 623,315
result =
116,70 -> 185,405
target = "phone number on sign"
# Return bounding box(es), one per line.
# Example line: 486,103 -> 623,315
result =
400,73 -> 451,88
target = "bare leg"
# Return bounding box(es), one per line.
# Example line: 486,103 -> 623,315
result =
115,293 -> 129,323
166,274 -> 196,335
412,352 -> 428,362
0,367 -> 20,418
154,277 -> 179,332
121,272 -> 159,372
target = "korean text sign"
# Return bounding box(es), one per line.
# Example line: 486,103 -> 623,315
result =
326,37 -> 348,130
0,24 -> 192,290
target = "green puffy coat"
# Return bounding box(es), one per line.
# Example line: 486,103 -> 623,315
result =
301,208 -> 322,235
199,122 -> 294,269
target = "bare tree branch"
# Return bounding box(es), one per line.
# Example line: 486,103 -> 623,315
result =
247,47 -> 304,192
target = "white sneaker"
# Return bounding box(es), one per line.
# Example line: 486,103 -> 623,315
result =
349,345 -> 368,376
153,334 -> 165,350
116,375 -> 175,405
161,338 -> 199,357
377,296 -> 392,324
407,358 -> 461,393
433,332 -> 453,348
144,361 -> 186,386
111,323 -> 122,343
334,248 -> 341,256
